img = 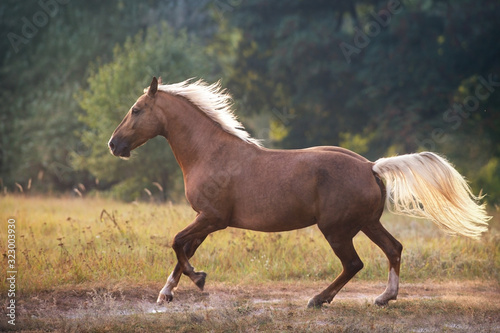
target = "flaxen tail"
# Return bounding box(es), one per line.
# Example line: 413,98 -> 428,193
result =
372,152 -> 490,239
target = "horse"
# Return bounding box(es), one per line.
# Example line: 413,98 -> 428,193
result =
108,77 -> 490,308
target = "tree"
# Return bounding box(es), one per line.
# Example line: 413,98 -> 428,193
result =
0,0 -> 159,193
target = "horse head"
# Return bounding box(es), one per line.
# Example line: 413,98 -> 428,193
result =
108,77 -> 163,158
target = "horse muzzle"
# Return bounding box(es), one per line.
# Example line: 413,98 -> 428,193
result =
108,137 -> 131,158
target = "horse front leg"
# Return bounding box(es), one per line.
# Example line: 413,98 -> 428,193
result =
157,263 -> 182,304
157,214 -> 224,304
157,237 -> 205,304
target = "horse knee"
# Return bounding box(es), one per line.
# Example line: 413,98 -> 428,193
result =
346,259 -> 364,274
172,236 -> 183,252
172,235 -> 191,258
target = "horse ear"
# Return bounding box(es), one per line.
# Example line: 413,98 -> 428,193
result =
148,77 -> 158,97
158,76 -> 163,85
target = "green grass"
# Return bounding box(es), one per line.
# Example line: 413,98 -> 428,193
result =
1,195 -> 499,294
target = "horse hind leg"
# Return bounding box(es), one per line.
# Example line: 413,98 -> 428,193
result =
362,220 -> 403,306
307,231 -> 364,308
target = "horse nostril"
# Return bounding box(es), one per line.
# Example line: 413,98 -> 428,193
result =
109,139 -> 115,151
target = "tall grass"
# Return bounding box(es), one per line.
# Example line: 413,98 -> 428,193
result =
1,195 -> 498,294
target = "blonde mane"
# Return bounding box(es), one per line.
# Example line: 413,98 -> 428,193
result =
153,79 -> 262,146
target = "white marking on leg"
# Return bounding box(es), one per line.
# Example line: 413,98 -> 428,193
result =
386,267 -> 399,297
160,272 -> 177,295
375,267 -> 399,305
157,272 -> 179,304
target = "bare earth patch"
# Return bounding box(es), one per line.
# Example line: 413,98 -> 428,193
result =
3,280 -> 500,332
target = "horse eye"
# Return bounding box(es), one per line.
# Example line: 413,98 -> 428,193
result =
132,108 -> 141,115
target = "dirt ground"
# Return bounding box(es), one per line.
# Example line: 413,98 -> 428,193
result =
3,280 -> 500,332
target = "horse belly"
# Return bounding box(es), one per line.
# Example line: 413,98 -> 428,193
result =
230,178 -> 318,232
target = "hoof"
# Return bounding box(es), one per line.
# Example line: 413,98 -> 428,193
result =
193,271 -> 207,291
374,295 -> 396,307
307,297 -> 325,309
157,292 -> 173,305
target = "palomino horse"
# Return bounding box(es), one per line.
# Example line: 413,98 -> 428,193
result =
108,77 -> 490,307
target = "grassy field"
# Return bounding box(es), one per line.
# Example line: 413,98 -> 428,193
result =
1,195 -> 499,332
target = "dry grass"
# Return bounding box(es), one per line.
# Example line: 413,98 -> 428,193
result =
1,195 -> 499,331
1,195 -> 499,295
3,281 -> 500,332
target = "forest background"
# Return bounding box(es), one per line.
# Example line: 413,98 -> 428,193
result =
1,0 -> 499,205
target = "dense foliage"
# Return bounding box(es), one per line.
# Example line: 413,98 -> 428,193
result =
1,0 -> 499,204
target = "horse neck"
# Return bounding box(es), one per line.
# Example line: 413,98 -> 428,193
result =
157,92 -> 246,174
